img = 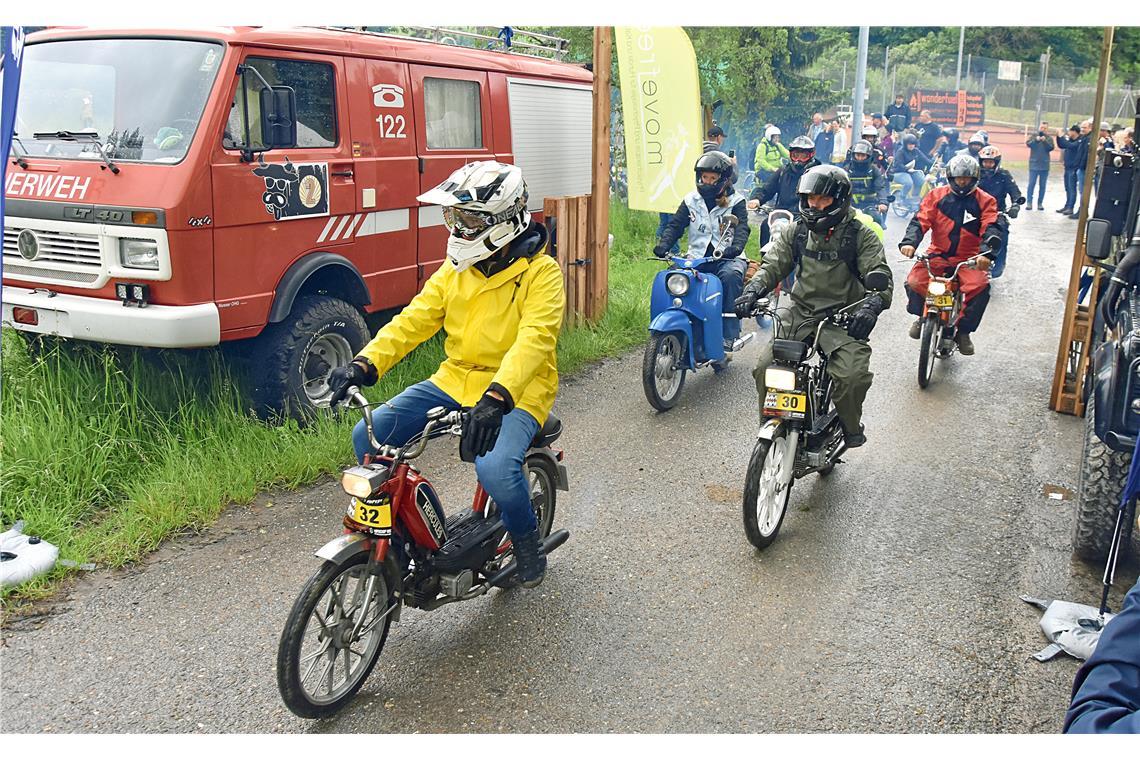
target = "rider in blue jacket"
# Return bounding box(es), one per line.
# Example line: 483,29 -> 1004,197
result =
656,151 -> 751,356
1064,576 -> 1140,733
977,145 -> 1024,279
892,134 -> 933,213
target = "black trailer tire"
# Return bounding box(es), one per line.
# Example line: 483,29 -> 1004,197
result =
1072,396 -> 1133,563
250,295 -> 369,421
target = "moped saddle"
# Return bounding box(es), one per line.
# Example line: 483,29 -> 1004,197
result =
435,508 -> 505,573
772,339 -> 809,364
530,414 -> 563,448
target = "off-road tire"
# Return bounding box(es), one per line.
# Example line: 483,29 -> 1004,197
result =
250,295 -> 369,421
1072,396 -> 1134,563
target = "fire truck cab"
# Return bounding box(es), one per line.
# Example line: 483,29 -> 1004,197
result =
2,26 -> 593,415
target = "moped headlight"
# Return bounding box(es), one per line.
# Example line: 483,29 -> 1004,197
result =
666,272 -> 690,297
928,281 -> 947,296
341,465 -> 389,498
118,238 -> 160,270
765,367 -> 797,391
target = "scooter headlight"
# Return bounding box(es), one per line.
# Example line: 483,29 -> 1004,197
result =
765,367 -> 798,391
340,465 -> 389,498
666,272 -> 690,297
928,281 -> 947,296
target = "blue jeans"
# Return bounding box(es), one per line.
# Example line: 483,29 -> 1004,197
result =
893,170 -> 924,208
990,229 -> 1009,279
656,213 -> 680,254
352,380 -> 541,535
1026,169 -> 1048,206
1064,167 -> 1086,210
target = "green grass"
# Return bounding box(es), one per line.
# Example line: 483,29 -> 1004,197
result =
987,104 -> 1095,129
1,201 -> 668,605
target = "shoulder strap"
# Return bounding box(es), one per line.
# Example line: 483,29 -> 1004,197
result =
840,221 -> 863,284
792,220 -> 809,277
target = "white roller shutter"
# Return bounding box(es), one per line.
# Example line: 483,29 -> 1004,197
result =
507,78 -> 593,211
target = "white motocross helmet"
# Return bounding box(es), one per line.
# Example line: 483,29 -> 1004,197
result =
765,125 -> 781,140
417,161 -> 531,272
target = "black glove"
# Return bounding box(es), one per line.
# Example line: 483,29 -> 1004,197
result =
847,295 -> 885,341
653,244 -> 668,258
328,359 -> 376,407
734,288 -> 764,318
460,392 -> 507,462
1007,204 -> 1020,219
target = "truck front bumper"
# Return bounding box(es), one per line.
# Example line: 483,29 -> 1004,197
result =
2,285 -> 220,348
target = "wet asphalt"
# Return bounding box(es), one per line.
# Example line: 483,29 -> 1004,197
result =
3,179 -> 1137,734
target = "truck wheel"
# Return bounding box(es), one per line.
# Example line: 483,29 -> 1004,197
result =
251,295 -> 369,420
1072,396 -> 1133,563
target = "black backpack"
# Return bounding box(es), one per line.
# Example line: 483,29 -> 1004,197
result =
790,218 -> 864,285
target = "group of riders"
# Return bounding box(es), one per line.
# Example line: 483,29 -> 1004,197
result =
319,108 -> 1022,589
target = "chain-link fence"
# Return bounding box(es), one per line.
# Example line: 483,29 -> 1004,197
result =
810,49 -> 1138,130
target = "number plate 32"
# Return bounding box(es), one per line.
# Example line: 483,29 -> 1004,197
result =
350,494 -> 393,535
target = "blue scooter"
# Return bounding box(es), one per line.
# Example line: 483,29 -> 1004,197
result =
642,249 -> 755,411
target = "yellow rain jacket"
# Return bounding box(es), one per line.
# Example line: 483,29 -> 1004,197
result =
357,226 -> 564,424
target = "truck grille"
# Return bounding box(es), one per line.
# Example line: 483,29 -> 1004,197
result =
3,226 -> 103,267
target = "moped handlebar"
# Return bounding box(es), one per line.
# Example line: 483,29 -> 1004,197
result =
341,387 -> 465,461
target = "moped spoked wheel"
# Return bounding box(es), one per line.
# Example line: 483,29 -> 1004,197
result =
277,555 -> 397,719
742,429 -> 795,549
489,456 -> 558,589
642,331 -> 687,411
917,314 -> 941,389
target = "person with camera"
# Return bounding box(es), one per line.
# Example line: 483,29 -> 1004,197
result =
1057,123 -> 1090,218
1024,121 -> 1055,210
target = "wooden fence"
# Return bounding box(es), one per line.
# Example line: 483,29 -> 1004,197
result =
543,195 -> 608,329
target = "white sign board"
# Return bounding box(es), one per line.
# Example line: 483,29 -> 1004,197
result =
998,60 -> 1022,81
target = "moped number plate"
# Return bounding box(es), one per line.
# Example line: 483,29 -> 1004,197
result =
933,294 -> 954,308
352,496 -> 392,530
763,391 -> 806,418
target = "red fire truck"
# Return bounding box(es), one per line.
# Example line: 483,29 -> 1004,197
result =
3,26 -> 593,415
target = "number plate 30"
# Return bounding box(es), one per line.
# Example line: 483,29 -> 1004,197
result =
763,390 -> 807,419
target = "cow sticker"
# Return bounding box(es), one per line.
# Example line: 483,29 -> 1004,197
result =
251,156 -> 329,221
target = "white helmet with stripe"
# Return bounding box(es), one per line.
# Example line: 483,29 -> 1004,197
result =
417,161 -> 531,272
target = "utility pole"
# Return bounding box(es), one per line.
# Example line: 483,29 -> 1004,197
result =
955,26 -> 965,91
1034,47 -> 1051,129
852,26 -> 870,137
841,60 -> 847,95
882,45 -> 889,113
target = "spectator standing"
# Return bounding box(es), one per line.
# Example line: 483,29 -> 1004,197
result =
1094,121 -> 1115,194
1024,121 -> 1055,210
1117,127 -> 1136,155
808,113 -> 825,141
1057,124 -> 1090,218
885,95 -> 912,133
871,113 -> 888,139
814,123 -> 837,167
830,120 -> 848,165
914,110 -> 943,158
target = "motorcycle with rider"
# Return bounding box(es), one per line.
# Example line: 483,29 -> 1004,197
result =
977,145 -> 1025,280
844,139 -> 891,227
748,135 -> 821,248
734,165 -> 894,548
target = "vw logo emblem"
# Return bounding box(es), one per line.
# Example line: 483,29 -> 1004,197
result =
16,229 -> 40,261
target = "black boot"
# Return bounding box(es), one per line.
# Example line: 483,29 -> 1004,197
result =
511,528 -> 546,588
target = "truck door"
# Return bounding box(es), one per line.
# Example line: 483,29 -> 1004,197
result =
209,48 -> 355,333
409,65 -> 495,281
344,57 -> 418,310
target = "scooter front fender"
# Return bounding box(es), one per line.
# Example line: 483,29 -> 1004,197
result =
648,312 -> 695,367
757,418 -> 785,442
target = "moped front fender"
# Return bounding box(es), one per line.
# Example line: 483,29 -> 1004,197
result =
758,419 -> 799,486
315,532 -> 371,564
648,312 -> 695,367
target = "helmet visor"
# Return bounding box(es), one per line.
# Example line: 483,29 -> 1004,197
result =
442,206 -> 494,240
796,170 -> 841,197
789,148 -> 814,163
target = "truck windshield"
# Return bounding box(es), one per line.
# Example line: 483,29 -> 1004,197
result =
14,37 -> 224,164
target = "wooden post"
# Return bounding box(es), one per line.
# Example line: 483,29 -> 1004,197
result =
587,26 -> 612,322
1050,26 -> 1114,416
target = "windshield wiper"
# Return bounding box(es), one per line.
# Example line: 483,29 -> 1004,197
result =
32,130 -> 121,174
9,133 -> 29,169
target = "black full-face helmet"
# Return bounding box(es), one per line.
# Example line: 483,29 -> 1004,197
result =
694,150 -> 734,201
946,154 -> 981,197
797,164 -> 852,233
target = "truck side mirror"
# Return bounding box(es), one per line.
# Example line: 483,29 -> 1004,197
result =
260,86 -> 298,149
1085,218 -> 1113,262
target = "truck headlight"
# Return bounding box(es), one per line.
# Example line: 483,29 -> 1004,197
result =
765,367 -> 797,391
666,273 -> 690,297
928,281 -> 947,296
119,239 -> 160,270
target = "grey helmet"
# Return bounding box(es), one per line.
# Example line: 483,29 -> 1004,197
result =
787,135 -> 816,172
946,154 -> 981,197
849,140 -> 874,172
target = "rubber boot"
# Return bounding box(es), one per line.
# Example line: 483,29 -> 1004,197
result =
511,528 -> 546,588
